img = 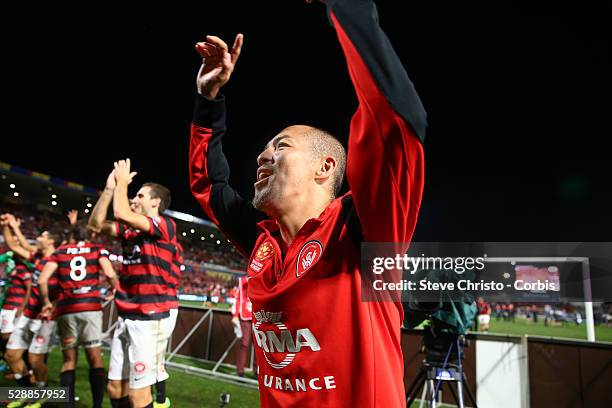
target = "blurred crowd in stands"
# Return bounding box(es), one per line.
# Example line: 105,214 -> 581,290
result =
180,269 -> 236,299
0,200 -> 245,300
478,300 -> 612,328
4,200 -> 612,318
182,245 -> 246,270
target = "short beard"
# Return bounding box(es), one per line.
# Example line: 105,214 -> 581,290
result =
252,188 -> 272,211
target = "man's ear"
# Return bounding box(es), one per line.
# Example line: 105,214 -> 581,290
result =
151,197 -> 161,210
315,156 -> 337,180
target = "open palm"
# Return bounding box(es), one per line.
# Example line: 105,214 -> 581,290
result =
195,34 -> 243,98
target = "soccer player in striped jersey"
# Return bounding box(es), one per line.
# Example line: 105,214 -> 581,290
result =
1,216 -> 33,345
128,197 -> 181,408
0,261 -> 31,334
1,214 -> 59,393
38,222 -> 118,408
88,162 -> 181,408
0,250 -> 32,356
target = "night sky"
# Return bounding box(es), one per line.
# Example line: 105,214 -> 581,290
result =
1,1 -> 610,241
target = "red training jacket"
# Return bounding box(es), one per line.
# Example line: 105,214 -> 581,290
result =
189,1 -> 426,406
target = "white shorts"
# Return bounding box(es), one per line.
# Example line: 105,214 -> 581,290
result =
478,314 -> 491,325
108,316 -> 170,389
162,308 -> 178,340
56,311 -> 103,350
0,308 -> 17,334
157,308 -> 178,377
6,316 -> 56,354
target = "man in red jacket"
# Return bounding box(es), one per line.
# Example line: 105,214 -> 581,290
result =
189,1 -> 426,406
231,276 -> 255,377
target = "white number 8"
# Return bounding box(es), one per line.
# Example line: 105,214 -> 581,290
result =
70,256 -> 87,281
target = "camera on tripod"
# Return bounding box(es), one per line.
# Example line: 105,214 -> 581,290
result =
424,324 -> 466,360
403,268 -> 478,408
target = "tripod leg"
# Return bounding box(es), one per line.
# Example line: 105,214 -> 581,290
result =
445,381 -> 460,407
419,385 -> 427,408
407,370 -> 426,407
456,376 -> 465,408
427,379 -> 437,408
406,369 -> 425,401
462,372 -> 478,408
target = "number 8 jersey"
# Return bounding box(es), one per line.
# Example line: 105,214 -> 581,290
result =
48,241 -> 110,317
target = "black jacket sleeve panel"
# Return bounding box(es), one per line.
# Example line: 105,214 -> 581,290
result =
327,0 -> 427,142
189,94 -> 266,257
326,0 -> 427,244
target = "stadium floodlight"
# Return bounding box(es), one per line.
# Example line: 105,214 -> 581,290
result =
210,234 -> 214,238
216,240 -> 221,245
51,194 -> 57,199
13,191 -> 19,197
84,209 -> 90,214
201,237 -> 205,240
9,183 -> 15,188
51,200 -> 57,206
163,208 -> 216,228
190,228 -> 195,234
182,232 -> 187,237
87,203 -> 92,208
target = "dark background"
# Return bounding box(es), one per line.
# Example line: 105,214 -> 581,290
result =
1,1 -> 610,241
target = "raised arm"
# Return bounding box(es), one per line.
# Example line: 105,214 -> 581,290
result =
1,216 -> 31,260
6,215 -> 37,253
189,34 -> 266,256
88,170 -> 118,237
67,210 -> 79,226
112,158 -> 151,232
325,0 -> 427,243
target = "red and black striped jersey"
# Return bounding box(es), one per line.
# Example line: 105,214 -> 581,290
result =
24,255 -> 59,319
2,263 -> 32,311
114,215 -> 181,320
168,244 -> 184,310
48,242 -> 110,317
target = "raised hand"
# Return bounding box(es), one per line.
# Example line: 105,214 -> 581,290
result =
41,302 -> 54,318
113,159 -> 138,186
104,288 -> 116,302
106,169 -> 117,191
67,210 -> 78,225
4,213 -> 19,230
195,34 -> 243,99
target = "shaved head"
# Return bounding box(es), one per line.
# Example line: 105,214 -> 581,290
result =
284,125 -> 347,198
305,128 -> 346,197
253,124 -> 347,214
